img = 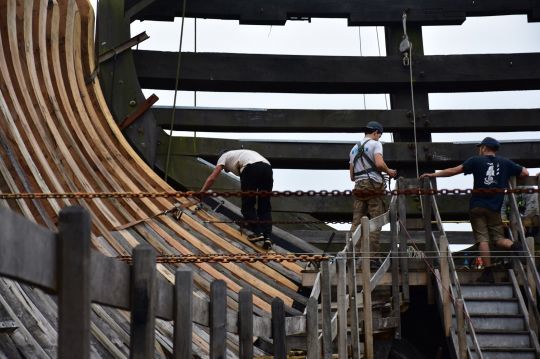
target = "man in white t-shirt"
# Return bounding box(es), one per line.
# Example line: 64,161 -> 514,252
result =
349,121 -> 396,265
200,149 -> 273,243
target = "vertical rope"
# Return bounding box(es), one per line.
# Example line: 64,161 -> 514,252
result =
164,0 -> 187,181
408,44 -> 420,179
358,27 -> 367,110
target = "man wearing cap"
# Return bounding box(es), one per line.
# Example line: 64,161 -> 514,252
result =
420,137 -> 529,283
349,121 -> 397,265
200,149 -> 274,246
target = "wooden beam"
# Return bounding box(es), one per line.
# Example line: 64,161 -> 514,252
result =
152,107 -> 540,133
134,51 -> 540,94
127,0 -> 540,25
157,135 -> 540,169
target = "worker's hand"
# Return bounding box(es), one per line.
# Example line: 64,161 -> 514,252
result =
387,169 -> 397,178
419,173 -> 434,179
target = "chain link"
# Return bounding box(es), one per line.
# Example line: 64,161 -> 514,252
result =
0,187 -> 537,200
117,253 -> 330,264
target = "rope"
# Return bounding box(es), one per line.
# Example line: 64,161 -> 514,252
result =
164,0 -> 187,181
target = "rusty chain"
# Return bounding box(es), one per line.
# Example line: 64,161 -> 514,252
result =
0,187 -> 538,200
117,253 -> 330,264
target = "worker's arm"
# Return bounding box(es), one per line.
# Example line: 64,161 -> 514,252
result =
200,165 -> 224,193
420,164 -> 464,179
520,167 -> 529,177
374,153 -> 397,178
349,164 -> 355,181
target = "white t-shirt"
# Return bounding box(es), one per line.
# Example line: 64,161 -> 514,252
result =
349,137 -> 383,183
217,150 -> 270,176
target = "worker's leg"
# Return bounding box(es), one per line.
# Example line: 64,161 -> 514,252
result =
255,163 -> 273,239
350,180 -> 369,239
470,207 -> 492,267
240,165 -> 260,235
367,183 -> 386,257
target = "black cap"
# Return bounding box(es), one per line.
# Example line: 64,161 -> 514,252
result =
366,121 -> 383,133
476,137 -> 500,150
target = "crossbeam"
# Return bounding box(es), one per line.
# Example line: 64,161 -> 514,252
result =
126,0 -> 540,25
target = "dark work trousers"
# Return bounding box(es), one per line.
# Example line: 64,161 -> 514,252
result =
240,162 -> 273,238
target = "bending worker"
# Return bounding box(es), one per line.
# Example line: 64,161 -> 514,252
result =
420,137 -> 528,283
200,149 -> 274,243
349,121 -> 397,268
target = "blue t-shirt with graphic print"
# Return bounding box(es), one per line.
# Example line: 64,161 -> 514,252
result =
462,155 -> 522,212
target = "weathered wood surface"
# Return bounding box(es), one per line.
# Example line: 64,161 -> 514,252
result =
135,51 -> 540,93
0,0 -> 307,357
128,0 -> 540,25
153,107 -> 540,133
158,135 -> 540,169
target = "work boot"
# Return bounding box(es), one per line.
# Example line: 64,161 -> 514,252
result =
476,267 -> 495,284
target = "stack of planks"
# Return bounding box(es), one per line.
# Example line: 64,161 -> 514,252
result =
0,0 -> 306,357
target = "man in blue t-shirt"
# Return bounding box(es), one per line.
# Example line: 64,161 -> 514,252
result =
420,137 -> 529,283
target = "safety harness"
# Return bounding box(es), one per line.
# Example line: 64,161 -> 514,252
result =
353,139 -> 381,180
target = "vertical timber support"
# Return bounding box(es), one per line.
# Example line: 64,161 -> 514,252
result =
527,237 -> 538,336
456,299 -> 466,359
346,234 -> 361,359
238,289 -> 254,359
423,179 -> 434,304
440,235 -> 452,337
210,280 -> 227,359
361,216 -> 373,359
390,199 -> 401,338
130,245 -> 157,359
58,206 -> 91,359
174,268 -> 192,359
337,257 -> 348,359
398,178 -> 410,303
272,298 -> 287,359
306,297 -> 320,359
321,261 -> 333,359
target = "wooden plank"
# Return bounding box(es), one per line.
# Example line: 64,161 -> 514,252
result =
174,269 -> 192,359
361,217 -> 373,359
90,252 -> 130,310
238,289 -> 254,359
336,258 -> 347,359
130,0 -> 540,24
423,179 -> 435,305
456,299 -> 466,359
439,236 -> 451,338
389,200 -> 401,338
153,107 -> 540,133
158,135 -> 540,169
135,51 -> 540,94
272,298 -> 287,359
0,207 -> 57,290
306,297 -> 319,359
320,261 -> 332,359
130,245 -> 157,359
210,280 -> 227,359
58,206 -> 91,359
346,236 -> 360,359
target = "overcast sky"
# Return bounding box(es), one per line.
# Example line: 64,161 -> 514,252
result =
90,3 -> 540,231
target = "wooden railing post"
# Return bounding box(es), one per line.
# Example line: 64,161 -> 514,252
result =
210,280 -> 227,359
440,235 -> 452,337
320,260 -> 333,359
527,237 -> 538,335
423,179 -> 435,304
346,234 -> 361,359
272,298 -> 287,359
58,206 -> 91,359
130,245 -> 156,359
397,178 -> 410,303
238,289 -> 254,359
174,268 -> 192,359
306,297 -> 320,359
390,199 -> 401,338
361,216 -> 373,359
456,299 -> 466,359
336,257 -> 347,359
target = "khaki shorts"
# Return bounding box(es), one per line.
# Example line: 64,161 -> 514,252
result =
470,207 -> 505,244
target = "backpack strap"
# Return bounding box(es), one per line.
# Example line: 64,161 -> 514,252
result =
353,139 -> 379,178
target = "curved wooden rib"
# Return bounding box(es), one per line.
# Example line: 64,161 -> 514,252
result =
0,0 -> 306,356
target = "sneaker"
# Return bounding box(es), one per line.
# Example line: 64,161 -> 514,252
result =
247,234 -> 265,243
262,239 -> 273,250
476,267 -> 495,284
